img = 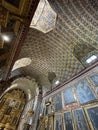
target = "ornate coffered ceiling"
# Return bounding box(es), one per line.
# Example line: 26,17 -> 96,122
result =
12,0 -> 98,93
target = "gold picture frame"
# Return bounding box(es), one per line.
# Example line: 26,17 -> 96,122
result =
6,14 -> 21,35
84,104 -> 98,130
2,0 -> 32,16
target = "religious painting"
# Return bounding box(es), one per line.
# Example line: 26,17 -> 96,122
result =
54,114 -> 63,130
74,80 -> 96,104
53,93 -> 62,111
73,108 -> 89,130
90,74 -> 98,86
63,87 -> 75,105
64,111 -> 74,130
84,105 -> 98,130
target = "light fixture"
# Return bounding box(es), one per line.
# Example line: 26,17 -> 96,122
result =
86,55 -> 97,63
55,80 -> 60,85
1,34 -> 10,42
45,101 -> 51,106
30,0 -> 57,33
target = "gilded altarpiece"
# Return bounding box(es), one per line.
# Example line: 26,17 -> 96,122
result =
0,89 -> 26,130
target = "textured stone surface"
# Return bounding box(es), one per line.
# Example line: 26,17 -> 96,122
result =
16,0 -> 98,91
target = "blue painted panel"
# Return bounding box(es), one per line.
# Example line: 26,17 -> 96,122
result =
73,109 -> 89,130
64,112 -> 74,130
75,80 -> 96,104
64,87 -> 75,104
90,74 -> 98,86
54,93 -> 62,111
87,106 -> 98,130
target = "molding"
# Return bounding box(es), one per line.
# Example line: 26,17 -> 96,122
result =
43,61 -> 98,97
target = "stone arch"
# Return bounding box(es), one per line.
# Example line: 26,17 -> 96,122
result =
0,77 -> 38,101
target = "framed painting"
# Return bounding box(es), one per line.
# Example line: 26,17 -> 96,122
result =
2,0 -> 32,16
63,87 -> 75,105
90,74 -> 98,86
64,111 -> 74,130
53,93 -> 62,111
84,104 -> 98,130
54,114 -> 63,130
74,79 -> 96,104
72,108 -> 89,130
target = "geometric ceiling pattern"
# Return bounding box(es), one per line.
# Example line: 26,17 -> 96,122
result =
16,0 -> 98,93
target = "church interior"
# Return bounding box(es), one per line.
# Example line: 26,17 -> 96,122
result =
0,0 -> 98,130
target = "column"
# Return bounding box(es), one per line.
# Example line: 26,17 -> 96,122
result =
30,94 -> 42,130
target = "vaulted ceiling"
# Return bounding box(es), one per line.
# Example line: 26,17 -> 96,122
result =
0,0 -> 98,94
13,0 -> 98,92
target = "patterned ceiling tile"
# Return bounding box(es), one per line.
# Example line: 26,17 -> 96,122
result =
15,0 -> 98,91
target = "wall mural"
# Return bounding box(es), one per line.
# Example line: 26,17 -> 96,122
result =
73,109 -> 89,130
54,114 -> 63,130
75,80 -> 96,104
90,74 -> 98,86
53,93 -> 62,111
64,112 -> 74,130
63,87 -> 75,105
85,105 -> 98,130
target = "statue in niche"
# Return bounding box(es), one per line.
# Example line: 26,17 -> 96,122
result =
5,107 -> 12,115
9,100 -> 16,107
